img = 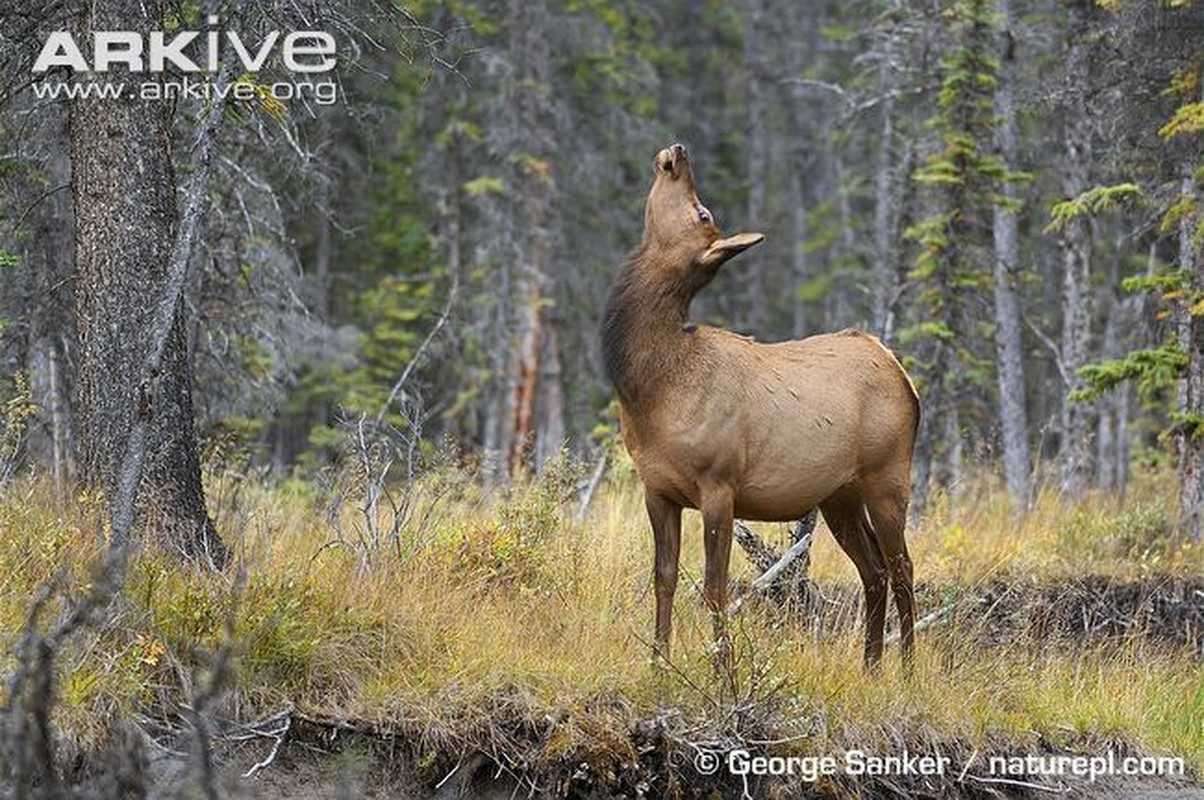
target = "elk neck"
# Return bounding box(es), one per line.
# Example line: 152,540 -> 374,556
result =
602,246 -> 708,407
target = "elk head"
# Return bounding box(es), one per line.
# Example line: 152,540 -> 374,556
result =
641,143 -> 764,292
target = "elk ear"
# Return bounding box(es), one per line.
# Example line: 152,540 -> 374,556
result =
698,232 -> 764,269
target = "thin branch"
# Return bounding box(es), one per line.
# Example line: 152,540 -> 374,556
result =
883,600 -> 957,645
573,452 -> 607,523
749,528 -> 814,594
1024,314 -> 1070,386
9,182 -> 68,233
374,272 -> 458,427
239,708 -> 292,779
727,514 -> 817,615
778,77 -> 853,107
728,528 -> 815,615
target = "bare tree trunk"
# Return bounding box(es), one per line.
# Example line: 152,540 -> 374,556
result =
71,0 -> 225,562
788,167 -> 808,338
1114,384 -> 1132,498
24,100 -> 76,500
509,298 -> 541,475
27,341 -> 75,498
888,137 -> 920,345
910,350 -> 946,523
832,156 -> 856,326
741,0 -> 768,334
535,319 -> 566,471
437,127 -> 471,449
499,0 -> 561,477
781,2 -> 816,339
991,0 -> 1031,512
1096,249 -> 1124,494
1057,0 -> 1095,499
870,23 -> 901,341
1058,223 -> 1093,497
1178,172 -> 1203,541
482,259 -> 511,484
943,405 -> 964,504
312,113 -> 333,323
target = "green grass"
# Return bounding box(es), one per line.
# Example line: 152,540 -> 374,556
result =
0,460 -> 1201,777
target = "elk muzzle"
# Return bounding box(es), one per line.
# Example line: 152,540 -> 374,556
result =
655,143 -> 688,179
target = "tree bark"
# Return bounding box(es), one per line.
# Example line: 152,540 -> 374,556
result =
910,350 -> 946,522
870,21 -> 901,342
1057,0 -> 1095,499
1096,249 -> 1124,495
499,0 -> 562,477
781,0 -> 817,339
509,298 -> 541,475
942,405 -> 964,504
991,0 -> 1031,512
312,112 -> 333,323
534,317 -> 566,471
1178,173 -> 1203,541
23,100 -> 76,500
71,0 -> 224,562
741,0 -> 769,334
787,166 -> 808,338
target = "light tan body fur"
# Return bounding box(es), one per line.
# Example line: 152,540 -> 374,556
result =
621,328 -> 915,522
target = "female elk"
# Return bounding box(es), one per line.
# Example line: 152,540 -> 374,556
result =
602,144 -> 920,669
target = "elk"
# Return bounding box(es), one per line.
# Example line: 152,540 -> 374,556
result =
602,143 -> 920,670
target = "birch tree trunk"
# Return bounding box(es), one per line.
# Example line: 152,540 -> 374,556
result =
991,0 -> 1031,512
71,0 -> 224,562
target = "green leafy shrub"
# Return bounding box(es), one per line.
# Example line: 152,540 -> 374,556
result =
1058,502 -> 1173,562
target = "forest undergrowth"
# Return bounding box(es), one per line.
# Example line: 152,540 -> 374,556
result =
0,457 -> 1201,796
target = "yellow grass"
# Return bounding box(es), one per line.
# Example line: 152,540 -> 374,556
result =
0,461 -> 1200,772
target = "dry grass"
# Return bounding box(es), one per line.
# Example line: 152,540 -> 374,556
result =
0,459 -> 1201,787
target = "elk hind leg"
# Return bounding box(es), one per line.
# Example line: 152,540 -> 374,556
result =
864,477 -> 916,671
821,492 -> 889,669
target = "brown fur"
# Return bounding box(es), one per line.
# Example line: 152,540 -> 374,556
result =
603,144 -> 920,670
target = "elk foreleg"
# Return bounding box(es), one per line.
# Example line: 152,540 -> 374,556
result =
646,492 -> 682,661
701,487 -> 735,681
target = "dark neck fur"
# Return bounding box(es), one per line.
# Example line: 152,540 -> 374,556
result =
601,247 -> 703,404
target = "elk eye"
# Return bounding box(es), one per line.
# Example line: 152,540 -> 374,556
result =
697,205 -> 712,224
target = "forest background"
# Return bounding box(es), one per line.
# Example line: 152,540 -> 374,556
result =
0,0 -> 1202,795
1,0 -> 1203,531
